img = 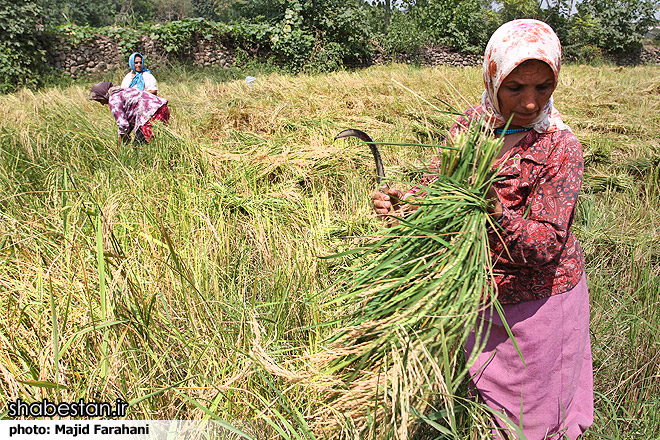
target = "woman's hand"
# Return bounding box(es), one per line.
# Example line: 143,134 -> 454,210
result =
486,185 -> 503,220
372,188 -> 405,217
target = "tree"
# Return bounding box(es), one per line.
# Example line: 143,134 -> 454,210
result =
390,0 -> 496,53
192,0 -> 222,20
151,0 -> 193,22
35,0 -> 155,27
231,0 -> 375,71
495,0 -> 543,22
37,0 -> 123,27
577,0 -> 659,53
0,0 -> 46,93
114,0 -> 154,25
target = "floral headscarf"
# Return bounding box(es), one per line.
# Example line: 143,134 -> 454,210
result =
481,19 -> 569,133
128,52 -> 152,91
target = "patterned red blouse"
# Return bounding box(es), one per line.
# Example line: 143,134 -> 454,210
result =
414,107 -> 585,304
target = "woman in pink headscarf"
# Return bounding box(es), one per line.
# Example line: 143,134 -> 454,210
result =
373,19 -> 593,438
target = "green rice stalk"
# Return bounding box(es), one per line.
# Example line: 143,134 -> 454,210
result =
95,208 -> 110,379
315,116 -> 505,438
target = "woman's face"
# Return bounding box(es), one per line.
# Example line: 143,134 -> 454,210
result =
134,56 -> 143,72
497,60 -> 555,128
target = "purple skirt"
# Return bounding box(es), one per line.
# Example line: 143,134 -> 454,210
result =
465,273 -> 593,439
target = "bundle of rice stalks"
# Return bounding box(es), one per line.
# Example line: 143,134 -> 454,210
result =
583,171 -> 635,193
311,117 -> 505,438
621,155 -> 660,177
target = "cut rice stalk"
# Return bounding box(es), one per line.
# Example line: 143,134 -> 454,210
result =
317,116 -> 507,438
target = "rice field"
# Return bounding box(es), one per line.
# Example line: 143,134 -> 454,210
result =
1,63 -> 659,438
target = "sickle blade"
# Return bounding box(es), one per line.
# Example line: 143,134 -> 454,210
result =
334,128 -> 387,186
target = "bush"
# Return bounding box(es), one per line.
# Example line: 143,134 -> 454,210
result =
389,0 -> 496,54
36,0 -> 130,28
230,0 -> 375,72
576,0 -> 659,53
379,9 -> 429,55
0,0 -> 47,93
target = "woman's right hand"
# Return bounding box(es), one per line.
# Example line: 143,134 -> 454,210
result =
372,188 -> 405,216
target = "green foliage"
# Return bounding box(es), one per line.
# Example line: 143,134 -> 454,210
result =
541,0 -> 659,58
149,18 -> 205,55
508,0 -> 659,59
378,8 -> 427,54
231,0 -> 375,72
385,0 -> 496,54
576,0 -> 659,53
52,23 -> 142,56
151,0 -> 193,22
192,0 -> 223,20
102,26 -> 143,53
142,18 -> 232,56
540,1 -> 597,62
0,0 -> 47,93
55,23 -> 106,45
52,18 -> 232,59
563,14 -> 607,62
36,0 -> 126,27
495,0 -> 542,22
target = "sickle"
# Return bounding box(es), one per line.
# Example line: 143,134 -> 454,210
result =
334,128 -> 388,189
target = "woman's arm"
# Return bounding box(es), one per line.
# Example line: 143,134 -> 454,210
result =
488,132 -> 583,266
144,72 -> 158,95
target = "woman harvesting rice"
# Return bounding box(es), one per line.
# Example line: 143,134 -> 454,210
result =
373,19 -> 593,438
89,81 -> 170,147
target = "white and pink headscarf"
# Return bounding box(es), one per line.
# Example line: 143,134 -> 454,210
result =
481,19 -> 570,133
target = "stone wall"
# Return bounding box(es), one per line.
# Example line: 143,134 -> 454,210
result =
189,38 -> 235,68
44,34 -> 660,79
420,46 -> 483,67
46,35 -> 162,78
415,45 -> 660,67
640,45 -> 660,65
45,34 -> 235,78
